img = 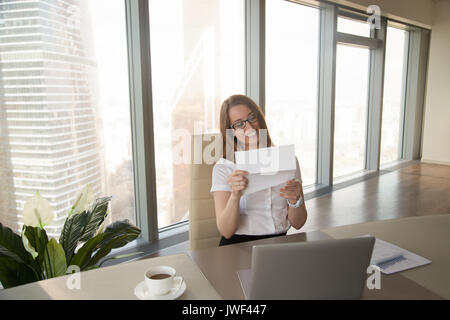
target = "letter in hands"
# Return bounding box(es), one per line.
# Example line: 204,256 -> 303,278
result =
227,170 -> 249,197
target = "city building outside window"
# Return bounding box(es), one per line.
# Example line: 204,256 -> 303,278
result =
148,0 -> 245,229
265,0 -> 319,187
0,0 -> 135,238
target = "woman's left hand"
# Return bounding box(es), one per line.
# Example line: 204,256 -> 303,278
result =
280,179 -> 301,205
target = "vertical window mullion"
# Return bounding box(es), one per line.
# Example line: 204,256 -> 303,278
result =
402,28 -> 430,160
245,0 -> 265,110
365,17 -> 387,171
317,3 -> 337,187
398,32 -> 411,160
125,0 -> 158,243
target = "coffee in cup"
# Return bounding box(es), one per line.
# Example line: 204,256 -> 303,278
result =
148,273 -> 171,280
144,266 -> 180,295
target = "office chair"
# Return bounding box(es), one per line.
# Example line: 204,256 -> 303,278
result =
189,133 -> 222,250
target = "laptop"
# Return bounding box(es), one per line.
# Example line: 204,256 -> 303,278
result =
237,237 -> 375,300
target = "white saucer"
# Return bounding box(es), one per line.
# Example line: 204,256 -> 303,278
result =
134,277 -> 186,300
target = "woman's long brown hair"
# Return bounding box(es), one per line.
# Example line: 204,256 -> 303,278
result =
219,94 -> 273,161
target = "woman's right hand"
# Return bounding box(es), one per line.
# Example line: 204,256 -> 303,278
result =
227,170 -> 248,197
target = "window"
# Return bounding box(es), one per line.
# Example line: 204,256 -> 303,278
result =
380,26 -> 409,165
0,0 -> 135,237
333,45 -> 370,178
265,0 -> 319,186
148,0 -> 245,229
337,16 -> 371,37
1,1 -> 430,252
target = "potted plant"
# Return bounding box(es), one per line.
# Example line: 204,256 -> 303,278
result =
0,185 -> 141,289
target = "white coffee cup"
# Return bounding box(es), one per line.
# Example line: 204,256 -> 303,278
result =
144,266 -> 181,295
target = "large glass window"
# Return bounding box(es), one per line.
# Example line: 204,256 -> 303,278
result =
333,45 -> 370,178
0,0 -> 135,237
380,26 -> 409,165
148,0 -> 245,229
265,0 -> 319,186
337,16 -> 371,37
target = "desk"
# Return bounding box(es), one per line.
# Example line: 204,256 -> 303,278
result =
321,214 -> 450,299
188,230 -> 332,299
0,253 -> 221,300
1,215 -> 448,300
189,215 -> 449,300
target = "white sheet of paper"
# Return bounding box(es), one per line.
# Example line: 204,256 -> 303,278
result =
361,235 -> 432,274
235,145 -> 296,195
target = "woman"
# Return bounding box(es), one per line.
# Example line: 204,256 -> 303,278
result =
210,94 -> 307,246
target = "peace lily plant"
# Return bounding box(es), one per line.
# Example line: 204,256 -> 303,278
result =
0,185 -> 141,289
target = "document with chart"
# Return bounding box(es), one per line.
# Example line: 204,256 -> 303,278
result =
363,236 -> 432,274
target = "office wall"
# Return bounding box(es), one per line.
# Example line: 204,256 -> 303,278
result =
326,0 -> 434,28
421,0 -> 450,165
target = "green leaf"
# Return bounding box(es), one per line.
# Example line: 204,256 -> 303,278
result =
70,220 -> 140,271
102,220 -> 141,248
0,224 -> 41,287
0,256 -> 38,289
87,222 -> 140,269
0,222 -> 32,264
60,196 -> 111,265
88,234 -> 137,269
23,226 -> 49,278
43,239 -> 67,278
69,233 -> 105,270
23,226 -> 48,260
60,211 -> 88,265
79,196 -> 111,242
0,247 -> 23,263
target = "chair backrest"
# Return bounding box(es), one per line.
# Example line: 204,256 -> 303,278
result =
189,133 -> 223,250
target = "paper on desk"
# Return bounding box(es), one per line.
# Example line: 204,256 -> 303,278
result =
363,235 -> 432,274
235,144 -> 296,195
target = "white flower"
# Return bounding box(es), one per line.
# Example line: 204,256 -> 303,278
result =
22,228 -> 38,259
69,184 -> 93,216
22,192 -> 54,228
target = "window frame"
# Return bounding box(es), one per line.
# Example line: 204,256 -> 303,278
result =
125,0 -> 158,244
109,0 -> 431,257
380,23 -> 411,166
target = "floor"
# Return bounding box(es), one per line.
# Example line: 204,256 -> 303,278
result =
145,162 -> 450,258
289,162 -> 450,235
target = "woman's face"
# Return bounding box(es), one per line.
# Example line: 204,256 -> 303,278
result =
228,104 -> 260,149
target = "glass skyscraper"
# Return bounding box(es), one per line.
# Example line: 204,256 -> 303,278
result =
0,0 -> 105,237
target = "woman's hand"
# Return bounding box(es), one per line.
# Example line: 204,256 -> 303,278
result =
227,170 -> 249,197
280,179 -> 301,204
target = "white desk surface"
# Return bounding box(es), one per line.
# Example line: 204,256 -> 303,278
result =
322,214 -> 450,299
0,253 -> 221,300
1,214 -> 448,300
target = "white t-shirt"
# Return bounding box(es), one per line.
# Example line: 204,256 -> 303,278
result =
210,157 -> 302,236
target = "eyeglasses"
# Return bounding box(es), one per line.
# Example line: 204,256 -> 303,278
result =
231,113 -> 257,130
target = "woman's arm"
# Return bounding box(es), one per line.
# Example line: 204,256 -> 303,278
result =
212,170 -> 248,239
280,180 -> 308,230
213,191 -> 240,239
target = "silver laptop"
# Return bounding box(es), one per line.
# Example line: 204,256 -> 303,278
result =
239,237 -> 375,300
